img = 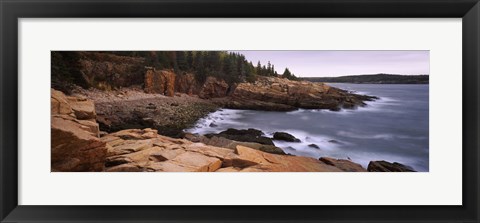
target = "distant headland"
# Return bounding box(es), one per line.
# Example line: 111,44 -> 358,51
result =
303,74 -> 429,84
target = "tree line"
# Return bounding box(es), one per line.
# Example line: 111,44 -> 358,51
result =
111,51 -> 298,84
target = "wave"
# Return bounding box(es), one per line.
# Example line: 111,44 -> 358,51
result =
186,109 -> 248,134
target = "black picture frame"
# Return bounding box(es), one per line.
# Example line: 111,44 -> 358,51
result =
1,0 -> 479,222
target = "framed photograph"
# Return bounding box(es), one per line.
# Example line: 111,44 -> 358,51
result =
1,0 -> 479,222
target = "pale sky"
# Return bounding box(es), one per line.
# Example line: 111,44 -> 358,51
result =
233,51 -> 429,77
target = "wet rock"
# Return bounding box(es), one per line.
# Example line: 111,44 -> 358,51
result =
308,144 -> 320,149
273,132 -> 301,142
206,128 -> 275,145
191,134 -> 285,155
367,160 -> 416,172
328,139 -> 340,144
220,128 -> 264,136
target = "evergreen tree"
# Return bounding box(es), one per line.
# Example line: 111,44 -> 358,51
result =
186,51 -> 194,71
283,67 -> 297,80
156,52 -> 170,69
193,52 -> 206,83
267,61 -> 272,76
176,51 -> 188,71
205,51 -> 221,75
256,61 -> 262,76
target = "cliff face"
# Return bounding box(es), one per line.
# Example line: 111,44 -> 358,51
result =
175,73 -> 200,95
144,69 -> 176,96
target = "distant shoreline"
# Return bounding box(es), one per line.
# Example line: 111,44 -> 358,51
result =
303,74 -> 429,84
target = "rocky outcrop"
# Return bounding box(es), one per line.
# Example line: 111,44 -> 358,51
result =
367,160 -> 416,172
102,129 -> 344,172
184,133 -> 285,155
199,76 -> 229,99
227,76 -> 377,111
273,132 -> 301,142
51,89 -> 106,171
144,69 -> 176,96
319,157 -> 367,172
205,128 -> 275,146
226,98 -> 296,111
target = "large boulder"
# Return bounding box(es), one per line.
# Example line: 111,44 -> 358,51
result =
199,76 -> 229,99
144,69 -> 176,96
319,157 -> 367,172
184,133 -> 285,155
273,132 -> 301,142
367,160 -> 416,172
205,128 -> 275,146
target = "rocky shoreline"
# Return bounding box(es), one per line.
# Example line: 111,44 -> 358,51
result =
52,88 -> 415,172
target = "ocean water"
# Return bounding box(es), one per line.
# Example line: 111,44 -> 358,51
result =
187,83 -> 429,172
